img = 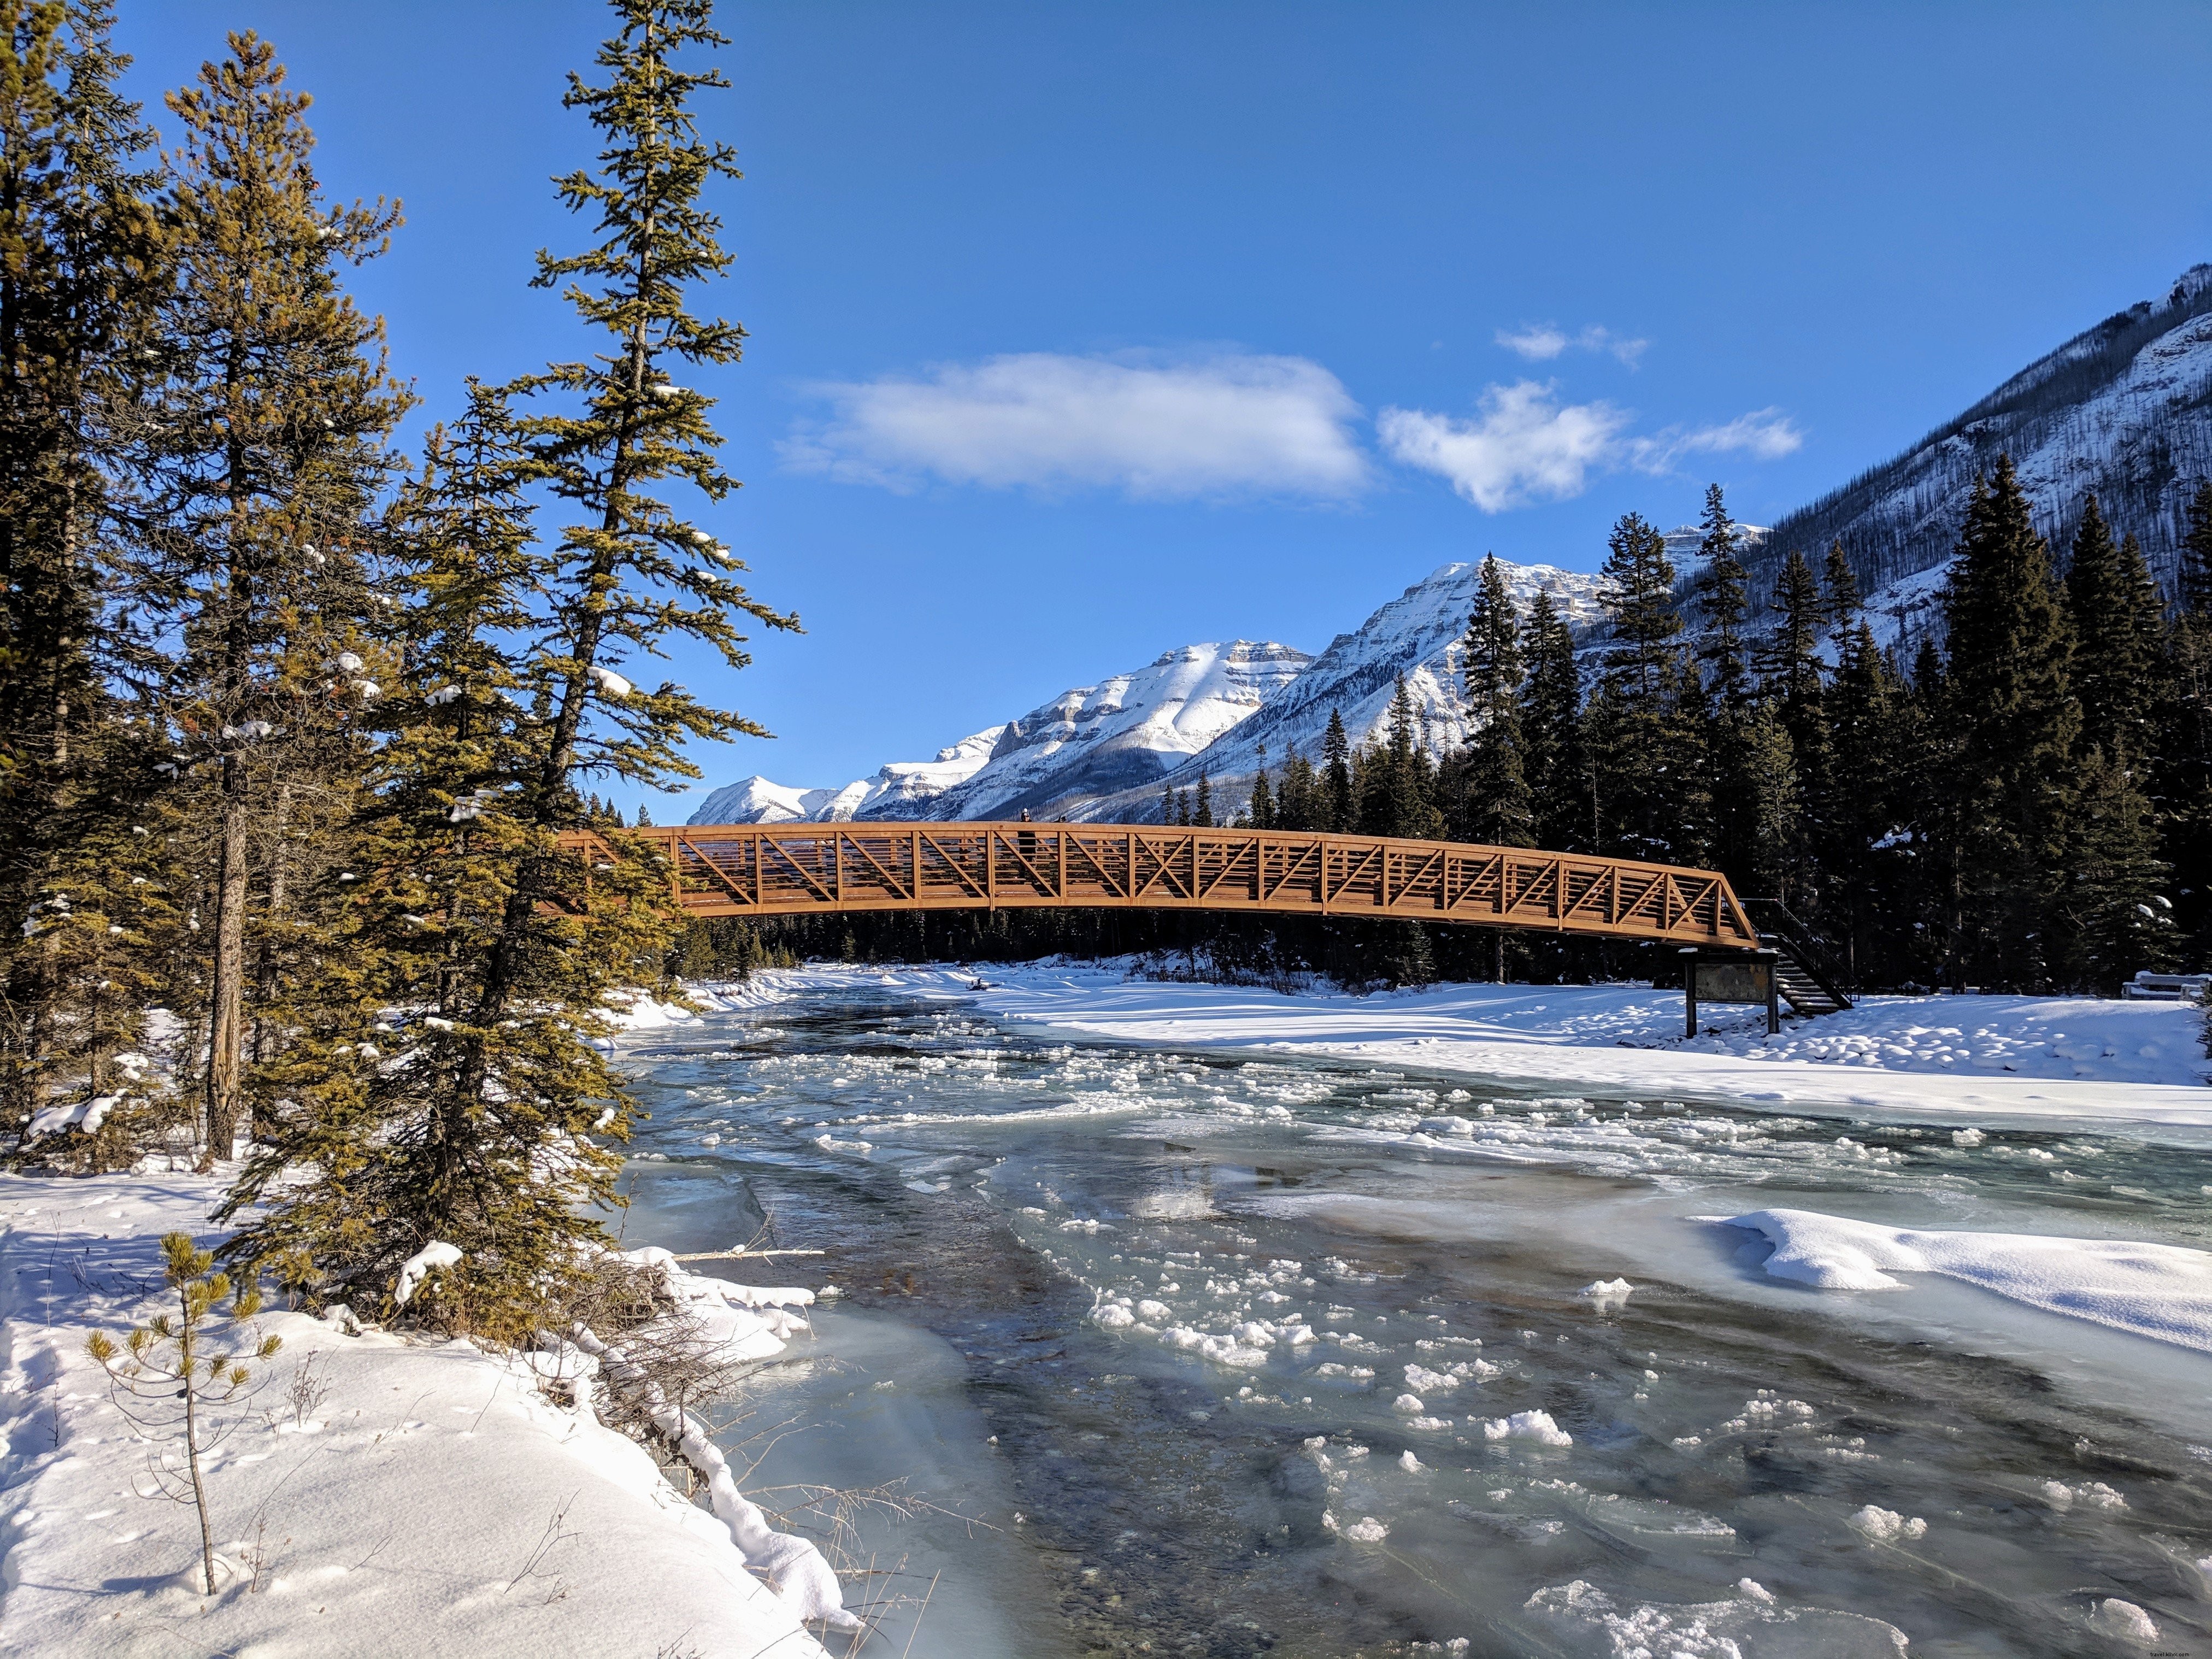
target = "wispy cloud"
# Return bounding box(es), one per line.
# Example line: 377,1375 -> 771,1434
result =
1380,382 -> 1802,513
1628,407 -> 1802,468
780,352 -> 1368,501
1496,322 -> 1649,369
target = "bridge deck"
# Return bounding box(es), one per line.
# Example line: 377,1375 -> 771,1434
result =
579,822 -> 1758,950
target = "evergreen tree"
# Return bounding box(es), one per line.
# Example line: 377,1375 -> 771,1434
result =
2157,481 -> 2212,962
1517,588 -> 1584,851
1585,512 -> 1701,863
1274,745 -> 1318,832
1455,554 -> 1531,847
1939,457 -> 2080,987
121,32 -> 408,1163
2062,496 -> 2163,766
1192,769 -> 1214,828
1821,620 -> 1903,984
222,389 -> 672,1328
1695,485 -> 1751,710
1246,746 -> 1274,830
1822,539 -> 1861,650
2058,747 -> 2171,993
227,2 -> 786,1329
1158,780 -> 1173,826
1695,486 -> 1787,890
2182,478 -> 2212,620
1358,677 -> 1442,840
1321,707 -> 1353,832
0,0 -> 162,1133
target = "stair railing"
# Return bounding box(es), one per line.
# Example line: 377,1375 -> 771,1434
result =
1738,898 -> 1855,1013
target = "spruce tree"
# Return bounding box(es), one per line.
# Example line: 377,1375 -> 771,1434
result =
2058,748 -> 2170,994
1822,539 -> 1861,650
1517,588 -> 1584,851
2182,479 -> 2212,620
1246,748 -> 1275,830
227,2 -> 788,1329
1359,678 -> 1442,840
0,0 -> 161,1133
122,32 -> 407,1163
1695,485 -> 1751,710
1193,769 -> 1214,828
1585,512 -> 1701,863
1457,554 -> 1531,847
1939,457 -> 2080,987
2063,496 -> 2163,766
1274,746 -> 1317,832
1321,707 -> 1353,832
1695,486 -> 1787,890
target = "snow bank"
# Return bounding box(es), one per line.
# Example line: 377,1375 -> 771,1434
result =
0,1172 -> 839,1656
1720,1207 -> 2212,1352
713,964 -> 2212,1136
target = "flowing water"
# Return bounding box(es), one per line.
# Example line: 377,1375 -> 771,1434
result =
615,980 -> 2212,1658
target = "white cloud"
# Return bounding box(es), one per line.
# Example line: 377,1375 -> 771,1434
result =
1378,381 -> 1632,511
1382,384 -> 1804,513
1629,407 -> 1802,469
781,352 -> 1368,500
1496,322 -> 1649,368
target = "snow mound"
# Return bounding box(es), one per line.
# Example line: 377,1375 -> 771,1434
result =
1719,1207 -> 2212,1352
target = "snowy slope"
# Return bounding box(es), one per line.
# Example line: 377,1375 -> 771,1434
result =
0,1170 -> 842,1657
1067,561 -> 1608,821
691,640 -> 1309,825
1765,262 -> 2212,613
691,723 -> 1006,823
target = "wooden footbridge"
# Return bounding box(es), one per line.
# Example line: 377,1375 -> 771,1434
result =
578,821 -> 1764,951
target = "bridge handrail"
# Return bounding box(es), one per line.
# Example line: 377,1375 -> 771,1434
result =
563,820 -> 1761,951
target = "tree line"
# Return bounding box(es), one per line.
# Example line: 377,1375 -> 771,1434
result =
0,0 -> 768,1338
784,465 -> 2212,997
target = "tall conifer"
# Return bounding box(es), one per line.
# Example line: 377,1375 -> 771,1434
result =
122,32 -> 407,1163
1517,588 -> 1584,851
1939,457 -> 2080,986
1456,554 -> 1531,847
2063,495 -> 2163,766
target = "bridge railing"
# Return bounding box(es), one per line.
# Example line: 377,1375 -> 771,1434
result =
569,821 -> 1760,950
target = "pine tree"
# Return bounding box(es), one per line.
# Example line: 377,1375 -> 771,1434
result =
1158,780 -> 1173,826
223,389 -> 674,1328
1585,512 -> 1701,862
1192,769 -> 1214,828
2157,481 -> 2212,963
2058,747 -> 2171,993
1274,745 -> 1317,832
227,2 -> 786,1331
1321,707 -> 1353,832
1246,746 -> 1274,830
1940,457 -> 2080,987
2182,479 -> 2212,620
1695,485 -> 1751,710
1820,620 -> 1902,984
1517,588 -> 1584,851
1359,678 -> 1442,840
1821,539 -> 1861,650
2063,496 -> 2163,766
1456,554 -> 1531,847
121,32 -> 408,1164
0,1 -> 163,1134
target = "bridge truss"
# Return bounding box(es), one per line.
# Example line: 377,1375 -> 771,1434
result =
579,822 -> 1761,951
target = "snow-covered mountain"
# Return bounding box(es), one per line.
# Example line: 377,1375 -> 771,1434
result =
1069,558 -> 1612,822
1762,262 -> 2212,632
688,642 -> 1310,825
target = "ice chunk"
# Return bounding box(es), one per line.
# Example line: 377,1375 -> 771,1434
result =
1480,1410 -> 1572,1446
1342,1516 -> 1389,1542
2090,1599 -> 2158,1643
1846,1504 -> 1926,1542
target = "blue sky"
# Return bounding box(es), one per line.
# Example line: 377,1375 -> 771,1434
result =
117,2 -> 2212,808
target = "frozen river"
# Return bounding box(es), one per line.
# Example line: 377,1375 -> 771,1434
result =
617,981 -> 2212,1657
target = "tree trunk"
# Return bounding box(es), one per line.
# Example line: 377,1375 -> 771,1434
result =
202,758 -> 249,1167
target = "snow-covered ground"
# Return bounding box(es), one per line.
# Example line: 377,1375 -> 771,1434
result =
0,1170 -> 844,1658
699,962 -> 2212,1137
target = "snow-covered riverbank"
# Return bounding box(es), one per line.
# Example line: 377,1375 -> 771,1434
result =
0,1170 -> 842,1658
669,963 -> 2212,1138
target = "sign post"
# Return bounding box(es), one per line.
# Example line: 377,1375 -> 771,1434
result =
1683,948 -> 1781,1037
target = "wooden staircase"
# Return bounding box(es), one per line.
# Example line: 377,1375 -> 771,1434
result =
1740,899 -> 1854,1017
